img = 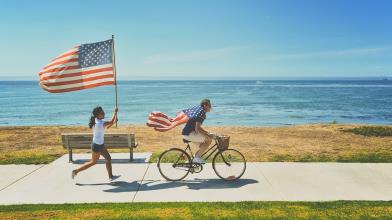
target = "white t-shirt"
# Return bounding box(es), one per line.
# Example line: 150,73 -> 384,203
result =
93,118 -> 105,145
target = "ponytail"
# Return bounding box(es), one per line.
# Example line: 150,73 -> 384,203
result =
88,106 -> 103,129
88,116 -> 95,129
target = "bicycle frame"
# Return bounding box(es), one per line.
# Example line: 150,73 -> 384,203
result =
172,139 -> 231,168
185,141 -> 219,160
186,139 -> 232,166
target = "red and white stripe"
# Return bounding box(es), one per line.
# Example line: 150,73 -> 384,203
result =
147,111 -> 189,132
38,46 -> 115,93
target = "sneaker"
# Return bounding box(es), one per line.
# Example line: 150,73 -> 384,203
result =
71,170 -> 77,179
193,156 -> 205,164
109,175 -> 121,182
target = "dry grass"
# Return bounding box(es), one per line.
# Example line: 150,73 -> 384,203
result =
0,124 -> 391,164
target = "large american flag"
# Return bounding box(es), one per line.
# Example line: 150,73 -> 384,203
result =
38,39 -> 115,93
147,105 -> 205,132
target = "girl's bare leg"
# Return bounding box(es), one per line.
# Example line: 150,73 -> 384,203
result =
75,151 -> 101,174
100,147 -> 113,178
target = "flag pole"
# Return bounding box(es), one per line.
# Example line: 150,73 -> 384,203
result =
112,34 -> 118,127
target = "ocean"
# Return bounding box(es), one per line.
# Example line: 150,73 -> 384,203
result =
0,80 -> 391,126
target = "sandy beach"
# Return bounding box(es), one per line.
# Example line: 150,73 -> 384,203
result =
1,124 -> 391,163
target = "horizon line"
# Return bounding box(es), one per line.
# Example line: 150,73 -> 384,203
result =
0,76 -> 391,81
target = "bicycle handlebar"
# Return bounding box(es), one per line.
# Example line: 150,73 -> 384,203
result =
209,133 -> 229,140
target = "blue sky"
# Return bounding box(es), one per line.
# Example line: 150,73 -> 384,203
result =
1,0 -> 392,80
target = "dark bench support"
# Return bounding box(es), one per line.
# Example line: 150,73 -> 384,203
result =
69,148 -> 73,162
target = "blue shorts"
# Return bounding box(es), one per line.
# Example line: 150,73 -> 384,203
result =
91,143 -> 105,152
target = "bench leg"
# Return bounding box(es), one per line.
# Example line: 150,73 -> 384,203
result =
130,147 -> 133,162
69,149 -> 73,163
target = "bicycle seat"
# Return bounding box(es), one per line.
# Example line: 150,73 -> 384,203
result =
182,139 -> 191,143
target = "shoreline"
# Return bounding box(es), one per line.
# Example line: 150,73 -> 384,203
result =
1,77 -> 391,81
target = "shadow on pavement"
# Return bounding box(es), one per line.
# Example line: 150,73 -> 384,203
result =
76,178 -> 258,193
72,158 -> 148,164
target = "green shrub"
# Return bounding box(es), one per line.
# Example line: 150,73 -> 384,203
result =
344,126 -> 392,137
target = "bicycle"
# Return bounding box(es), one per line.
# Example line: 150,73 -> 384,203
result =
157,134 -> 246,181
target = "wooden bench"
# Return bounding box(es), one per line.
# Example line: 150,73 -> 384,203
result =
61,133 -> 138,162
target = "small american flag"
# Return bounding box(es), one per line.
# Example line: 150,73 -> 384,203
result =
38,39 -> 115,93
147,105 -> 205,131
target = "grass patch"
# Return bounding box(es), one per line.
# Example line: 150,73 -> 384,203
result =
337,152 -> 392,163
270,152 -> 392,163
270,154 -> 294,162
0,151 -> 61,164
270,154 -> 332,162
345,126 -> 392,137
149,151 -> 216,163
0,201 -> 392,219
149,152 -> 161,163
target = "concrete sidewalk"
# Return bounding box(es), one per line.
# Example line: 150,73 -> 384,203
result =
0,153 -> 391,204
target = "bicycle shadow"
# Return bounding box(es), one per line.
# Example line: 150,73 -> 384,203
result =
76,178 -> 258,193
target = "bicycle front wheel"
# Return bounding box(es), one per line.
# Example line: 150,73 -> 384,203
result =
212,149 -> 246,181
158,148 -> 191,181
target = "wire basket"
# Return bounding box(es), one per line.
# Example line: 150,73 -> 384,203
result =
216,135 -> 230,150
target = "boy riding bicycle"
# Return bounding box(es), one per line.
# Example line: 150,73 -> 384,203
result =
182,99 -> 213,164
156,99 -> 246,181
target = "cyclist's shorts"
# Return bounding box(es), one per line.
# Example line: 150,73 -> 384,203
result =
182,131 -> 206,144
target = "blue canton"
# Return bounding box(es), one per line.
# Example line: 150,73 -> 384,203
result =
183,105 -> 205,118
79,39 -> 113,68
181,105 -> 206,135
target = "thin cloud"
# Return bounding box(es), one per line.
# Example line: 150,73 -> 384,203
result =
262,46 -> 389,61
144,46 -> 247,64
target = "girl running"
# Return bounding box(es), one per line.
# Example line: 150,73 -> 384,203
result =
72,106 -> 119,181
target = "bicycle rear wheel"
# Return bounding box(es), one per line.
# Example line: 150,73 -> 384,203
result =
212,149 -> 246,181
158,148 -> 191,181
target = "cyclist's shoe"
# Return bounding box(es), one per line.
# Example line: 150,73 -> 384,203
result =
193,156 -> 205,164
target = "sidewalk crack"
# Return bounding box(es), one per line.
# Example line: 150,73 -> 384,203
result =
258,163 -> 286,200
132,163 -> 151,202
0,164 -> 46,192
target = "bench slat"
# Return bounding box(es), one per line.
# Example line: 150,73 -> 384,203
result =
68,142 -> 132,147
68,141 -> 130,144
68,137 -> 129,142
61,133 -> 130,136
65,146 -> 133,149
